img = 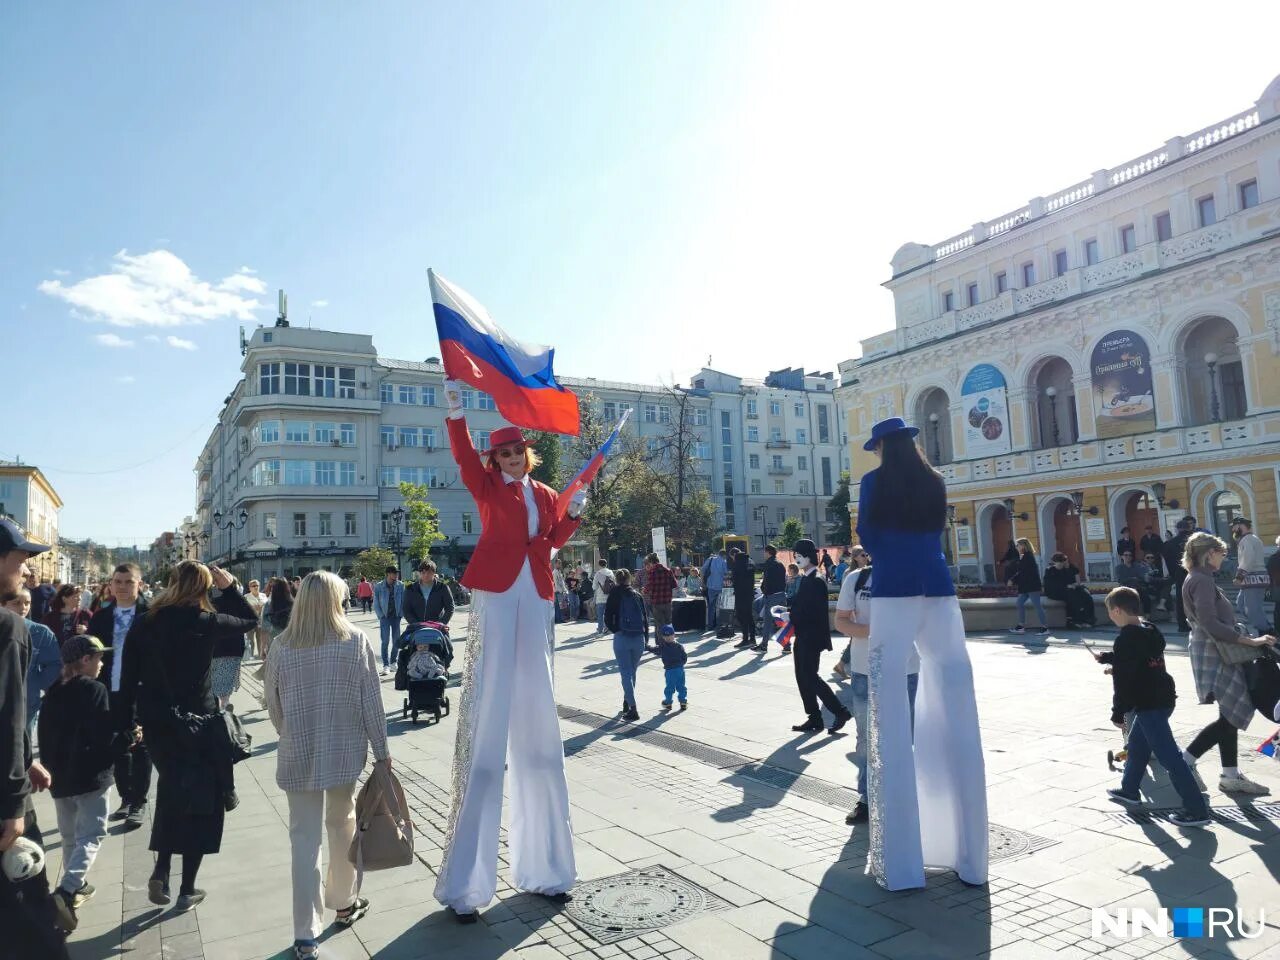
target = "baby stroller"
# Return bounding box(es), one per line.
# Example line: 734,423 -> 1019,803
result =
395,621 -> 453,725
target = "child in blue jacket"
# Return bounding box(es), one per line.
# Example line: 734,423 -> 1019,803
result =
656,625 -> 688,711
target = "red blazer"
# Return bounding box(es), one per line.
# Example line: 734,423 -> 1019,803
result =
448,418 -> 580,600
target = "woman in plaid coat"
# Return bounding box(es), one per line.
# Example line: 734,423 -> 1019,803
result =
1181,532 -> 1275,797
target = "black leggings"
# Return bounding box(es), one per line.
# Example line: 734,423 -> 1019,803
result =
735,600 -> 755,642
1186,713 -> 1238,768
153,851 -> 204,895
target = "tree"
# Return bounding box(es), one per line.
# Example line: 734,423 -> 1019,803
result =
777,517 -> 806,549
399,481 -> 447,566
563,396 -> 649,559
528,431 -> 563,489
640,386 -> 718,560
825,471 -> 853,546
353,545 -> 397,582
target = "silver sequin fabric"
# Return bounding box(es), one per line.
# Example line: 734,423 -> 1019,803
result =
434,586 -> 490,901
865,641 -> 887,888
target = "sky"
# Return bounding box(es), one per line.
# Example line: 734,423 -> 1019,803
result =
2,2 -> 1278,544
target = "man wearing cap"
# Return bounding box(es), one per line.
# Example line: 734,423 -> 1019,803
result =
433,381 -> 587,922
1232,518 -> 1269,634
89,562 -> 152,830
0,517 -> 70,957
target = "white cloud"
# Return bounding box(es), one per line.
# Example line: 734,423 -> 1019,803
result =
116,375 -> 136,384
38,250 -> 265,328
166,335 -> 197,351
238,266 -> 256,274
311,299 -> 329,308
94,333 -> 134,348
51,268 -> 70,277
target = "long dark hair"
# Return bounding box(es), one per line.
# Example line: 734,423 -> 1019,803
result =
864,431 -> 946,531
267,577 -> 294,612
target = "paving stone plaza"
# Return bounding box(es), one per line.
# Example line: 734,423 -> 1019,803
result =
36,611 -> 1280,960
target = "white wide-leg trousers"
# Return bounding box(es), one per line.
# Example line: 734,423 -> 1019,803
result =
867,595 -> 988,890
434,561 -> 576,912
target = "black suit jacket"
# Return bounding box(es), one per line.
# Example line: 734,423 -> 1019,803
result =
89,599 -> 149,731
403,580 -> 454,626
790,571 -> 832,652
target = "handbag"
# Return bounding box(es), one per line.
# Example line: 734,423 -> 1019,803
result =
348,763 -> 414,888
1211,628 -> 1264,666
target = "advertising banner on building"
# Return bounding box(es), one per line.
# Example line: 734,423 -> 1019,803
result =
1091,329 -> 1156,438
960,364 -> 1012,457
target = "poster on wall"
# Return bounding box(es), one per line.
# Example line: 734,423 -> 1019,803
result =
1085,516 -> 1107,542
1091,329 -> 1156,438
961,364 -> 1013,457
955,524 -> 974,555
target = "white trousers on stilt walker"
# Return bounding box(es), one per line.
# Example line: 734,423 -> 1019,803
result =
434,561 -> 576,912
867,596 -> 988,890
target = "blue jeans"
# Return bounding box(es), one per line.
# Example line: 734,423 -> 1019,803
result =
597,599 -> 608,634
53,785 -> 110,893
849,672 -> 918,799
1120,708 -> 1209,816
613,632 -> 645,708
379,616 -> 401,667
664,667 -> 687,704
761,593 -> 787,643
568,593 -> 580,621
1016,592 -> 1047,627
705,589 -> 721,629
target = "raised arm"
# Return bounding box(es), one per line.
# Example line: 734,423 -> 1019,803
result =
445,417 -> 487,499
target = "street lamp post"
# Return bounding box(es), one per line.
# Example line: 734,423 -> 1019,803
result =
1204,352 -> 1221,423
183,530 -> 208,560
928,412 -> 941,465
1045,386 -> 1060,447
385,505 -> 406,575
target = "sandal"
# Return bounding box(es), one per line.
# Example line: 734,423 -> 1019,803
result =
335,897 -> 369,927
293,941 -> 319,959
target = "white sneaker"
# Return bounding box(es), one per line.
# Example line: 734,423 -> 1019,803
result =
380,666 -> 388,676
1219,773 -> 1270,796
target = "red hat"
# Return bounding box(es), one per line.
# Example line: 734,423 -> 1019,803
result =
485,426 -> 527,452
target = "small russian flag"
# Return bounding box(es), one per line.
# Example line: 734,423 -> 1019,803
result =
770,605 -> 793,650
1258,728 -> 1280,758
555,409 -> 631,521
430,269 -> 580,436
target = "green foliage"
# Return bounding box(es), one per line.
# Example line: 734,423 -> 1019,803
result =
528,431 -> 563,489
353,545 -> 397,582
777,516 -> 806,549
399,482 -> 446,565
825,471 -> 853,546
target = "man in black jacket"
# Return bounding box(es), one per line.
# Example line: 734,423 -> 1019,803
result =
402,560 -> 454,631
788,539 -> 852,735
0,518 -> 70,956
1162,520 -> 1193,632
88,562 -> 151,830
755,545 -> 788,653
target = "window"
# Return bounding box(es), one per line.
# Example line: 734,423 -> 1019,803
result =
422,427 -> 437,450
602,401 -> 618,422
461,389 -> 475,410
796,429 -> 807,444
772,455 -> 784,469
314,422 -> 336,443
381,513 -> 393,536
769,428 -> 782,442
1021,261 -> 1036,286
1196,195 -> 1216,227
1154,211 -> 1172,242
315,461 -> 336,485
423,467 -> 439,488
1239,179 -> 1259,210
380,383 -> 393,403
398,427 -> 419,447
253,460 -> 281,486
994,271 -> 1008,294
380,426 -> 395,448
646,437 -> 661,456
314,365 -> 336,398
800,508 -> 811,524
769,480 -> 782,494
967,282 -> 979,306
284,362 -> 311,396
658,405 -> 671,424
750,479 -> 762,494
695,442 -> 711,459
471,430 -> 490,450
339,423 -> 355,445
399,467 -> 420,484
344,512 -> 357,536
816,405 -> 830,443
284,420 -> 309,443
942,291 -> 954,312
380,467 -> 396,487
318,513 -> 333,537
257,419 -> 280,443
1084,238 -> 1099,265
259,362 -> 280,395
747,426 -> 759,442
644,403 -> 657,423
284,460 -> 312,485
693,408 -> 708,426
263,512 -> 277,538
798,455 -> 808,470
769,401 -> 781,416
749,454 -> 760,469
794,403 -> 804,418
421,386 -> 436,406
799,480 -> 809,495
398,385 -> 417,405
262,332 -> 272,343
339,462 -> 355,485
293,513 -> 307,537
746,399 -> 757,416
1120,224 -> 1136,253
821,457 -> 832,496
477,392 -> 496,411
1053,250 -> 1068,277
461,513 -> 474,535
775,508 -> 785,522
338,367 -> 356,399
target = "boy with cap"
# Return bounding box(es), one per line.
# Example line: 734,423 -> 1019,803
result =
656,625 -> 688,711
37,634 -> 121,931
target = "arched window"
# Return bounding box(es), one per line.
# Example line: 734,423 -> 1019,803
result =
1181,317 -> 1247,424
915,388 -> 953,465
1031,357 -> 1078,448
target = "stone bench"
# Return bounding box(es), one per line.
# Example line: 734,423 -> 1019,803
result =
958,596 -> 1110,631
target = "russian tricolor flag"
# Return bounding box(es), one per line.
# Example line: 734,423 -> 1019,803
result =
430,270 -> 580,436
555,408 -> 631,520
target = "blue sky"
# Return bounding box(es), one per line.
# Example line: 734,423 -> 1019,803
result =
3,2 -> 1278,543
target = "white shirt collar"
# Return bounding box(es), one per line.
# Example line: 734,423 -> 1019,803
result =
502,471 -> 530,487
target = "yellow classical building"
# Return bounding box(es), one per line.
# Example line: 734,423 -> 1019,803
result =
836,74 -> 1280,584
0,460 -> 63,581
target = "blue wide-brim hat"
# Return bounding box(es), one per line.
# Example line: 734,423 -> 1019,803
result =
863,416 -> 920,451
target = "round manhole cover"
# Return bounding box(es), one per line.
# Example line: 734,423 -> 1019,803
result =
989,823 -> 1032,860
565,866 -> 723,942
